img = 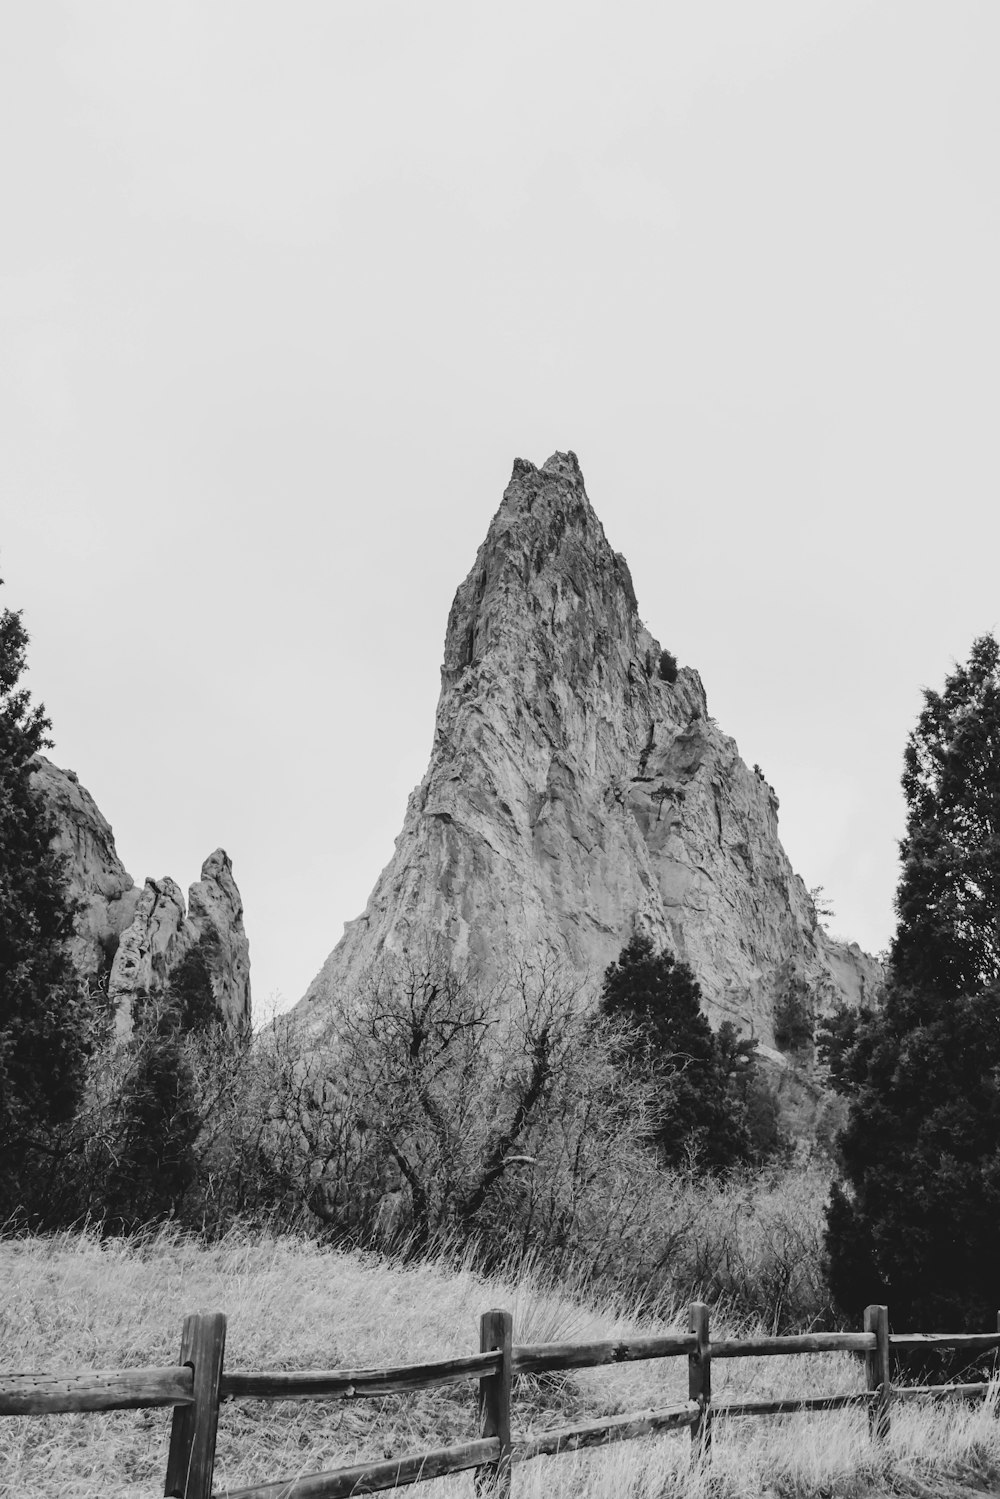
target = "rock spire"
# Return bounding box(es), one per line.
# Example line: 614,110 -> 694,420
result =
297,453 -> 879,1049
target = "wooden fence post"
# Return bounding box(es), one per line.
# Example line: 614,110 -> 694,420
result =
863,1304 -> 891,1442
476,1308 -> 513,1497
688,1301 -> 712,1459
164,1312 -> 227,1499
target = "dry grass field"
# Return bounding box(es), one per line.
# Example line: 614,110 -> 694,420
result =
2,1225 -> 1000,1498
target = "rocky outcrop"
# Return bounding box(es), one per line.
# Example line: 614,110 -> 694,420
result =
188,849 -> 253,1026
29,756 -> 140,990
109,851 -> 252,1036
31,757 -> 251,1035
108,877 -> 187,1029
297,451 -> 880,1048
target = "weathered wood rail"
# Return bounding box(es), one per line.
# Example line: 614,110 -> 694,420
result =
3,1301 -> 999,1497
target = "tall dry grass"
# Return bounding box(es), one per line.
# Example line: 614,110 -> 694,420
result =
3,1225 -> 1000,1498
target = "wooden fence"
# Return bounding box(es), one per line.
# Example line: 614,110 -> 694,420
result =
4,1302 -> 1000,1498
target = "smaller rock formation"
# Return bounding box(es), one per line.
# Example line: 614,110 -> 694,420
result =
109,851 -> 252,1036
31,757 -> 251,1035
188,849 -> 253,1026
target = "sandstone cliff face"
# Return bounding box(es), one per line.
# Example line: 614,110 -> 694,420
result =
297,452 -> 880,1046
30,757 -> 251,1035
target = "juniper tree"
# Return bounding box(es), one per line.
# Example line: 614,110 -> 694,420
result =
892,633 -> 1000,1003
826,636 -> 1000,1330
102,934 -> 221,1231
599,934 -> 754,1170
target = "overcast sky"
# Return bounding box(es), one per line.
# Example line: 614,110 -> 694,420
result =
3,2 -> 998,1015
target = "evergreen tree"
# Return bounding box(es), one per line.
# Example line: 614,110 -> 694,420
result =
892,633 -> 1000,1002
0,582 -> 91,1213
136,934 -> 219,1036
106,937 -> 219,1230
102,1028 -> 200,1232
717,1019 -> 788,1164
599,934 -> 752,1169
169,939 -> 218,1032
772,972 -> 815,1056
658,650 -> 679,684
826,636 -> 1000,1330
816,1000 -> 873,1096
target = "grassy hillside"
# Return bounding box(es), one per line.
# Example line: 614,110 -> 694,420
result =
2,1226 -> 999,1498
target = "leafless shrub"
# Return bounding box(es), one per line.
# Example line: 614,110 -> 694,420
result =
18,948 -> 834,1331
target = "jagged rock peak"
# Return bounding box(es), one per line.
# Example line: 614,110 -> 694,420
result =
443,452 -> 642,686
297,451 -> 880,1053
187,848 -> 252,1027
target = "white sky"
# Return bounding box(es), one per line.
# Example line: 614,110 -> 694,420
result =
3,2 -> 998,1015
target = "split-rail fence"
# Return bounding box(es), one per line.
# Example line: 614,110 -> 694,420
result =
3,1301 -> 1000,1497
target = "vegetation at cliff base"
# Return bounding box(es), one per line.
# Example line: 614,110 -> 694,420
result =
599,933 -> 783,1171
0,581 -> 98,1216
826,635 -> 1000,1332
100,940 -> 220,1233
772,971 -> 814,1058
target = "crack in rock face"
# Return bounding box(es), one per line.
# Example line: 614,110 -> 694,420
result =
296,453 -> 881,1058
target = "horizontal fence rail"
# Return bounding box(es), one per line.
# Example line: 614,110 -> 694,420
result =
219,1404 -> 705,1499
893,1382 -> 994,1402
3,1300 -> 999,1497
0,1365 -> 194,1416
712,1391 -> 876,1418
511,1333 -> 697,1375
892,1333 -> 1000,1352
220,1350 -> 502,1402
219,1435 -> 504,1499
709,1332 -> 876,1359
515,1401 -> 702,1460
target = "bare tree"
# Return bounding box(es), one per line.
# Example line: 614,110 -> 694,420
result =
323,945 -> 669,1267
